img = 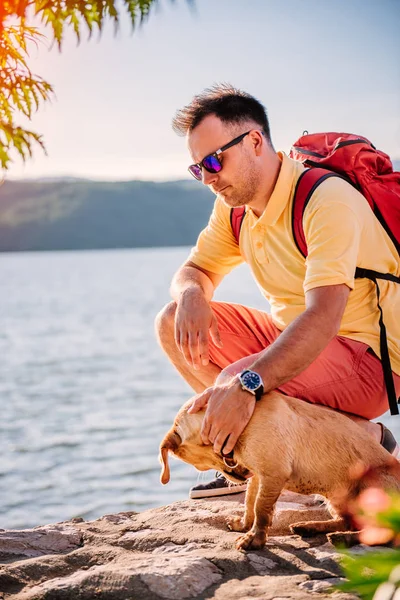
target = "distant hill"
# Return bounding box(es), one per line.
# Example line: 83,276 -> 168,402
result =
0,179 -> 214,252
1,159 -> 399,253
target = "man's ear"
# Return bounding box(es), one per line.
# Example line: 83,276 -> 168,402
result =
159,431 -> 182,484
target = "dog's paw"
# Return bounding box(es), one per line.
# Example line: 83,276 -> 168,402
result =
235,530 -> 266,551
227,516 -> 249,533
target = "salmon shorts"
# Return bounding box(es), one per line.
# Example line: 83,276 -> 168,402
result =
208,301 -> 400,421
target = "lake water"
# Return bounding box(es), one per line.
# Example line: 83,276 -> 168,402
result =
0,247 -> 270,529
0,247 -> 396,529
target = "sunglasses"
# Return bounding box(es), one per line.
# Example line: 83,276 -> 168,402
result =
188,130 -> 251,181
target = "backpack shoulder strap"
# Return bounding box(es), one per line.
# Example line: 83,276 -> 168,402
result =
293,168 -> 400,416
230,206 -> 246,244
292,168 -> 339,257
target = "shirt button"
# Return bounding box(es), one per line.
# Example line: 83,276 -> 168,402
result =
256,241 -> 263,249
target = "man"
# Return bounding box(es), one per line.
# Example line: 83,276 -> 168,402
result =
155,84 -> 400,499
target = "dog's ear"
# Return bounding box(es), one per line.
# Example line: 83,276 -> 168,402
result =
159,431 -> 182,485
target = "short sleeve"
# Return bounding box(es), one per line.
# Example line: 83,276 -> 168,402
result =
303,180 -> 362,293
188,198 -> 244,275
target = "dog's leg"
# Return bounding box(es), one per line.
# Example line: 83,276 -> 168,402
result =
236,475 -> 286,551
290,497 -> 352,537
290,517 -> 348,537
227,475 -> 258,533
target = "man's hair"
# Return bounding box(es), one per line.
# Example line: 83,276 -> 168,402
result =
172,83 -> 272,143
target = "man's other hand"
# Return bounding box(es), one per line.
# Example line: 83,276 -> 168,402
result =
175,290 -> 223,371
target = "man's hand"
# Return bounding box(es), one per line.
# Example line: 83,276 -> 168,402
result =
175,290 -> 223,371
188,379 -> 256,455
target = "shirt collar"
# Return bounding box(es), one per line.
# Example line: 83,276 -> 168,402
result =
247,152 -> 299,227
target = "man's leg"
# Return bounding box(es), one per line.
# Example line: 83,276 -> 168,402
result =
219,344 -> 383,443
157,299 -> 400,434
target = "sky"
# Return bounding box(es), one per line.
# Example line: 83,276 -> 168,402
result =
7,0 -> 400,181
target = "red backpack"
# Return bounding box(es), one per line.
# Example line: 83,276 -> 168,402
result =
230,132 -> 400,415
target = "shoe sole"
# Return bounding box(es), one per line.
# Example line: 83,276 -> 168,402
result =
189,483 -> 247,499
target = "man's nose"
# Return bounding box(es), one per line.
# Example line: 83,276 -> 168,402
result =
201,168 -> 218,186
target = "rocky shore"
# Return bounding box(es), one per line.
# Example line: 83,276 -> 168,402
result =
0,491 -> 363,599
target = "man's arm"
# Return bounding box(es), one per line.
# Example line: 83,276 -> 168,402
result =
249,282 -> 350,392
191,283 -> 350,455
170,260 -> 223,303
170,261 -> 225,370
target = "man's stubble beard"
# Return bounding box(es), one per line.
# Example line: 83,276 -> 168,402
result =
221,166 -> 261,208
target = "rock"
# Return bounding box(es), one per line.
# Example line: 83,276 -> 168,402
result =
299,577 -> 347,593
0,524 -> 82,559
349,544 -> 391,555
246,552 -> 277,574
307,542 -> 340,563
0,493 -> 360,599
140,556 -> 222,599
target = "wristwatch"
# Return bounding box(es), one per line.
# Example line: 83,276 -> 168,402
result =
238,369 -> 264,401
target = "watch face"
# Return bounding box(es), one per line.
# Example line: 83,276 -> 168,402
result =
242,371 -> 261,391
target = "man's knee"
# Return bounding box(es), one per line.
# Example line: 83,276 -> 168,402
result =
154,301 -> 177,344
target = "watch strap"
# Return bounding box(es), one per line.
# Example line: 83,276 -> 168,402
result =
254,385 -> 264,402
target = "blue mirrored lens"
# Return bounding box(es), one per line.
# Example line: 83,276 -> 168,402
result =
202,154 -> 222,173
188,164 -> 202,180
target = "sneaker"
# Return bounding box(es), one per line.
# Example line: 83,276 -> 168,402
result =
379,422 -> 400,459
189,472 -> 247,499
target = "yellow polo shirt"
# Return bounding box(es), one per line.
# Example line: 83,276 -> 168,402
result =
189,152 -> 400,375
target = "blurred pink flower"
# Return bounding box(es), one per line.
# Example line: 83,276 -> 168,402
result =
357,487 -> 391,515
359,526 -> 394,546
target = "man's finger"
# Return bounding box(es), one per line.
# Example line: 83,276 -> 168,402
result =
187,390 -> 210,414
213,430 -> 230,455
174,322 -> 181,351
200,416 -> 212,445
188,331 -> 201,370
210,315 -> 223,348
220,430 -> 239,455
198,329 -> 209,366
180,333 -> 194,366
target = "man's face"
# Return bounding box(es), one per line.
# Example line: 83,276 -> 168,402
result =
187,114 -> 262,208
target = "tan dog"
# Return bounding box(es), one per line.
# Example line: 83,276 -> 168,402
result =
159,391 -> 400,550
